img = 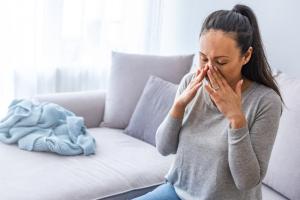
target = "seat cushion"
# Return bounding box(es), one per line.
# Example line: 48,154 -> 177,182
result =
262,72 -> 300,200
262,184 -> 288,200
100,51 -> 194,129
0,127 -> 174,200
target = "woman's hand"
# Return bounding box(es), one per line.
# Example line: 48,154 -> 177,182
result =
170,66 -> 209,119
175,65 -> 209,108
204,65 -> 246,129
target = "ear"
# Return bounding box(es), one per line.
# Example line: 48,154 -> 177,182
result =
242,46 -> 253,65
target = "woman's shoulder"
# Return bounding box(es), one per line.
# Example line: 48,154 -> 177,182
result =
183,71 -> 197,81
250,81 -> 282,113
179,71 -> 197,87
252,82 -> 281,101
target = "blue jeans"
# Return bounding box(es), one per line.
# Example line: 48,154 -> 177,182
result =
132,182 -> 181,200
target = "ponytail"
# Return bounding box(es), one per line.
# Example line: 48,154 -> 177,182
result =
200,4 -> 283,102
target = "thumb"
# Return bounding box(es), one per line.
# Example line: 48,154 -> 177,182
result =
235,79 -> 243,96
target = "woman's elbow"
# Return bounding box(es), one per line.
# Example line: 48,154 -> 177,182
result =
155,126 -> 178,156
155,142 -> 176,156
234,176 -> 261,191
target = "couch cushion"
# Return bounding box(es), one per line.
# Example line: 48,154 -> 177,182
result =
124,76 -> 178,146
262,184 -> 288,200
100,51 -> 194,129
0,127 -> 174,200
263,72 -> 300,200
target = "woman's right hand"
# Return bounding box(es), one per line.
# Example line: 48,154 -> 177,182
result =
175,65 -> 208,108
170,66 -> 208,119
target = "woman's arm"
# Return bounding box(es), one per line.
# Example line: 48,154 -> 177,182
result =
228,91 -> 282,190
155,108 -> 183,156
155,72 -> 196,156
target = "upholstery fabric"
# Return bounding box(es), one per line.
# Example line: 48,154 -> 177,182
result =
124,76 -> 178,146
100,51 -> 193,129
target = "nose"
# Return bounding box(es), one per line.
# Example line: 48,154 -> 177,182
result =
205,62 -> 213,68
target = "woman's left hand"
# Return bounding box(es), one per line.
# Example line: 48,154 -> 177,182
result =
204,65 -> 247,129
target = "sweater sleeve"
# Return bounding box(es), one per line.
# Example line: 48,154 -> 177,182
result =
227,91 -> 282,190
155,72 -> 195,156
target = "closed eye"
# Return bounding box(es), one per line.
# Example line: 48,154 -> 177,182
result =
216,61 -> 227,65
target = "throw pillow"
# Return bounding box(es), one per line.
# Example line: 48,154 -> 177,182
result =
100,51 -> 194,129
124,76 -> 178,146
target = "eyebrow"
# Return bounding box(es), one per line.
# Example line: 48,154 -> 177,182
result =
199,51 -> 229,59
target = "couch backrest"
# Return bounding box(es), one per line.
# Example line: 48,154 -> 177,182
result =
263,72 -> 300,200
34,90 -> 106,128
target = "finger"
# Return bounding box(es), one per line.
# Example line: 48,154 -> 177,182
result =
204,83 -> 215,95
204,84 -> 217,104
191,66 -> 207,87
207,68 -> 219,89
209,66 -> 224,90
192,68 -> 201,83
192,82 -> 202,92
199,65 -> 209,82
211,66 -> 225,87
189,68 -> 201,86
213,66 -> 230,88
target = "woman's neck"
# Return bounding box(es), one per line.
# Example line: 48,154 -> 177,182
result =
228,77 -> 252,93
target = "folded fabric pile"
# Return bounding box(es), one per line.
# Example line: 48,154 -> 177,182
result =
0,99 -> 96,156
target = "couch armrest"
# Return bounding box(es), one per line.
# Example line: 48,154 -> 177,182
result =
33,90 -> 106,128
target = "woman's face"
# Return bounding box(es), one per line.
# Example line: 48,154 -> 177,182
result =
199,30 -> 252,86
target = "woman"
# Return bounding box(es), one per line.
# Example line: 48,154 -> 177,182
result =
133,4 -> 282,200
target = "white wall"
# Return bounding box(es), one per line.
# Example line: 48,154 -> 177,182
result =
159,0 -> 300,76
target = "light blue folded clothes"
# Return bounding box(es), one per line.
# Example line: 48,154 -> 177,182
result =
0,99 -> 96,156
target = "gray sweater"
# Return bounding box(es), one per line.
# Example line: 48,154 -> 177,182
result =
156,72 -> 282,200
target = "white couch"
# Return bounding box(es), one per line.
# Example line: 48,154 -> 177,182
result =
0,52 -> 194,200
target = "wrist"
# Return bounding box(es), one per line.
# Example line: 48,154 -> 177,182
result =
174,100 -> 186,110
170,101 -> 186,119
229,114 -> 246,129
